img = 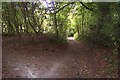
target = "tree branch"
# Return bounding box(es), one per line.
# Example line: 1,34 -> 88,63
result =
55,2 -> 75,13
80,2 -> 93,12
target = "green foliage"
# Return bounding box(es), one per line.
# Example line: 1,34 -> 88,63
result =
68,28 -> 75,37
76,3 -> 120,52
2,2 -> 119,45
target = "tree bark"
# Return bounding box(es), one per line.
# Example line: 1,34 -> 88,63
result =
53,13 -> 59,38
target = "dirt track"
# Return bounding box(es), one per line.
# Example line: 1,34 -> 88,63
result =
2,36 -> 118,78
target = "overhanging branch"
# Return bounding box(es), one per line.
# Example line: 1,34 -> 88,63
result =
55,2 -> 75,14
53,2 -> 93,14
80,2 -> 93,12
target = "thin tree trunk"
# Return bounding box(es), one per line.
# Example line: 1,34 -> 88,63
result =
53,13 -> 59,38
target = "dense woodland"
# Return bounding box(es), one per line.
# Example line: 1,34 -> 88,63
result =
2,2 -> 120,51
2,2 -> 120,76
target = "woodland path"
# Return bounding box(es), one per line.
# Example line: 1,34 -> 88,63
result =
2,36 -> 117,78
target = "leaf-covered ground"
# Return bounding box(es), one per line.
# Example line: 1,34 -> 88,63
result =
2,35 -> 118,78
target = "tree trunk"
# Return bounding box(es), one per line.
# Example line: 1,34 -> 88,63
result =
53,13 -> 59,38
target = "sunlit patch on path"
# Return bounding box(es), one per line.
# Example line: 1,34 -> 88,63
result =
67,37 -> 75,40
